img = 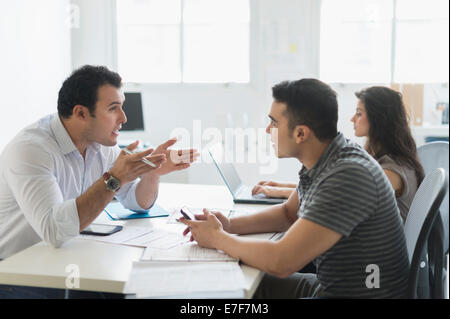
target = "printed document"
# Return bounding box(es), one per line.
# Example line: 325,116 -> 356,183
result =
141,241 -> 237,262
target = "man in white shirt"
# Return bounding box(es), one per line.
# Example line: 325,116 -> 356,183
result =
0,65 -> 198,260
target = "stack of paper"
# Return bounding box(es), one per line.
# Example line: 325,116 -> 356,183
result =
124,261 -> 246,298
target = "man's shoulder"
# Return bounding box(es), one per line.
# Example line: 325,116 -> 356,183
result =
14,114 -> 54,141
336,139 -> 370,161
1,115 -> 58,164
318,143 -> 385,191
329,146 -> 378,175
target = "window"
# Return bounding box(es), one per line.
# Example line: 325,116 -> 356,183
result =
394,0 -> 449,82
116,0 -> 250,83
320,0 -> 393,83
320,0 -> 449,83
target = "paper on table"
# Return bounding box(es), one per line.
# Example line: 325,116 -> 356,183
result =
78,226 -> 155,246
124,261 -> 246,298
141,241 -> 237,262
126,229 -> 188,249
78,226 -> 187,248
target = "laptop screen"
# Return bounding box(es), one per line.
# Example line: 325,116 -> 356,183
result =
209,150 -> 242,194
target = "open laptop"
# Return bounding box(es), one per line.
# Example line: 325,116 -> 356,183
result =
208,150 -> 286,205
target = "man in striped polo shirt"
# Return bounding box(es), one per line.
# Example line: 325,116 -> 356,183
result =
181,79 -> 410,298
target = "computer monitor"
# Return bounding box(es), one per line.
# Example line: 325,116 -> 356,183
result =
122,92 -> 144,131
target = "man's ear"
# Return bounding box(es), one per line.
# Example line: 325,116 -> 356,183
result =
72,105 -> 90,121
293,125 -> 311,144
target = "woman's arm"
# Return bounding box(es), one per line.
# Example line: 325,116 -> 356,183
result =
383,169 -> 404,198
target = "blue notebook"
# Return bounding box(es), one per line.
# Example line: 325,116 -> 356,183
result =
105,201 -> 169,220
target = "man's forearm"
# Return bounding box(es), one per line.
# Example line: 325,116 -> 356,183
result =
76,173 -> 160,231
76,178 -> 116,231
229,204 -> 293,235
135,172 -> 160,209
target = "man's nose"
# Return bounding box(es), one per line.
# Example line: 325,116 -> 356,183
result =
121,109 -> 127,124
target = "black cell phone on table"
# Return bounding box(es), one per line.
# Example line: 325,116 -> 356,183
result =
180,206 -> 196,220
80,224 -> 123,236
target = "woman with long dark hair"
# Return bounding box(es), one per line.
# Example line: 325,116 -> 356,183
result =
351,86 -> 425,222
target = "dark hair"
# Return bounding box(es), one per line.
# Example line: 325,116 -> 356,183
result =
57,65 -> 122,118
272,79 -> 338,141
355,86 -> 424,184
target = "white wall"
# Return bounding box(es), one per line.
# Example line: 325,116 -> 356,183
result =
0,0 -> 72,151
71,0 -> 116,70
0,0 -> 447,184
70,0 -> 448,186
70,0 -> 322,184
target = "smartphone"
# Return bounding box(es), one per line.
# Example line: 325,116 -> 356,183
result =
180,206 -> 196,220
80,224 -> 123,236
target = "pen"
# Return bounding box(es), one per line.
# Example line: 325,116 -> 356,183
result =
123,148 -> 157,168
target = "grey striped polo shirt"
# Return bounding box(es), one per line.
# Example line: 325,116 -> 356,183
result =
297,133 -> 410,298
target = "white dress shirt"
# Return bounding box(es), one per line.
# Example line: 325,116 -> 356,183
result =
0,113 -> 143,259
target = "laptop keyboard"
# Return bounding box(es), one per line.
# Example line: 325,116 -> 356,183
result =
237,186 -> 267,199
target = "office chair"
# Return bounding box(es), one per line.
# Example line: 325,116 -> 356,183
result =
417,141 -> 449,254
404,168 -> 448,299
417,141 -> 449,298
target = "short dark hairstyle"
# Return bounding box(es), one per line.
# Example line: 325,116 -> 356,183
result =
272,79 -> 338,141
57,65 -> 122,118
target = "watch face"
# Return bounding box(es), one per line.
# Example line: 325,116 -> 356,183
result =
107,178 -> 120,191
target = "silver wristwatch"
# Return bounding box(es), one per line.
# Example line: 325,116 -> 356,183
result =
103,172 -> 121,192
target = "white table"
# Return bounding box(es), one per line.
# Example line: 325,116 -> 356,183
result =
0,183 -> 272,298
